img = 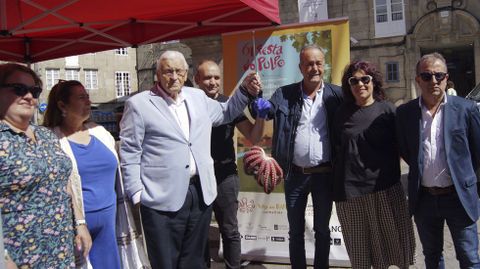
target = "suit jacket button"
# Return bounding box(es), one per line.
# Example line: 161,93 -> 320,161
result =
189,143 -> 192,146
185,165 -> 189,168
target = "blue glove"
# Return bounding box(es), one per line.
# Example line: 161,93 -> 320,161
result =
253,98 -> 271,119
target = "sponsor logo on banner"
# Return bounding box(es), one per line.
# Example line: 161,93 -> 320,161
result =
270,236 -> 285,242
245,235 -> 257,241
330,238 -> 342,246
257,236 -> 270,242
238,198 -> 255,213
273,224 -> 289,231
258,224 -> 269,230
330,225 -> 342,233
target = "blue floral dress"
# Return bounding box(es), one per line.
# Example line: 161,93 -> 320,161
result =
0,122 -> 75,268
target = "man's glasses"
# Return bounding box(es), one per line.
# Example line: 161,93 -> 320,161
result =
419,72 -> 447,82
348,75 -> 372,86
162,69 -> 187,78
0,83 -> 43,98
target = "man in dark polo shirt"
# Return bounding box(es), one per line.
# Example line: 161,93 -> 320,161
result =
195,60 -> 266,269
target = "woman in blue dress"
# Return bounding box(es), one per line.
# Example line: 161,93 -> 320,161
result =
0,63 -> 86,268
44,80 -> 121,269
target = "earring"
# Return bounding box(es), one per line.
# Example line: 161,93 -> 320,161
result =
61,110 -> 67,118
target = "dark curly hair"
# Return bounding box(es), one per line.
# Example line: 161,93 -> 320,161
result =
341,60 -> 385,104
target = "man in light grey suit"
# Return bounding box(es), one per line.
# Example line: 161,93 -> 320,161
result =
119,50 -> 261,269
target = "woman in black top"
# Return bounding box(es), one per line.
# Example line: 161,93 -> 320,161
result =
333,61 -> 415,269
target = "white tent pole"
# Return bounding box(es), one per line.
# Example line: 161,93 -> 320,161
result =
136,20 -> 192,25
203,22 -> 272,26
37,38 -> 122,47
15,23 -> 80,35
11,0 -> 78,33
203,7 -> 250,23
35,21 -> 129,57
0,49 -> 22,58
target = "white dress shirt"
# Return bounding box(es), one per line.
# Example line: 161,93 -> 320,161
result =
155,84 -> 197,176
293,82 -> 330,167
132,85 -> 198,204
420,96 -> 453,187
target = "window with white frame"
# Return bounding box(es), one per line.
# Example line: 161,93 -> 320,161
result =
115,48 -> 128,55
115,71 -> 131,97
391,0 -> 403,21
386,62 -> 399,82
65,69 -> 79,81
376,0 -> 388,22
374,0 -> 406,38
84,69 -> 98,90
45,69 -> 60,90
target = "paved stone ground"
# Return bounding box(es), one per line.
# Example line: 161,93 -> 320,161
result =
210,168 -> 480,268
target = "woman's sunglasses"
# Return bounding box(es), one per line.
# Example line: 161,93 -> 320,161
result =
348,75 -> 372,86
0,83 -> 43,98
419,72 -> 447,82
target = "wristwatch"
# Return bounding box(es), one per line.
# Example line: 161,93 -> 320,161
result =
75,219 -> 87,227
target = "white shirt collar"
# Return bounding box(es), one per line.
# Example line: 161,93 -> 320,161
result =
156,84 -> 185,105
418,93 -> 447,109
300,81 -> 324,99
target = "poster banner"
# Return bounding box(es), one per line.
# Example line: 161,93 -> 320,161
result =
298,0 -> 329,22
222,18 -> 351,267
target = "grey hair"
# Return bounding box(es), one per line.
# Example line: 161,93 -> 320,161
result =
156,50 -> 188,73
299,45 -> 325,64
416,52 -> 447,75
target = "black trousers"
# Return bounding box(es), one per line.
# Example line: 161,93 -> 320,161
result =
141,182 -> 213,269
211,173 -> 241,269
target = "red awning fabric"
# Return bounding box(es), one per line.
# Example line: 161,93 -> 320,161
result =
0,0 -> 280,63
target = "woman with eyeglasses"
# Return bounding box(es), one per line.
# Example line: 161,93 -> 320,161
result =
43,80 -> 121,269
0,63 -> 83,268
332,61 -> 415,268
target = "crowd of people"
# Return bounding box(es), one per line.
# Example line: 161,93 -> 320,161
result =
0,46 -> 479,269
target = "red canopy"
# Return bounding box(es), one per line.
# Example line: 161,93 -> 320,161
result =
0,0 -> 280,63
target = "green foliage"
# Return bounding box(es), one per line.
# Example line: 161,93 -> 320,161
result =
278,30 -> 333,82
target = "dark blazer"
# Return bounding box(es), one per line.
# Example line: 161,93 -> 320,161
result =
396,95 -> 480,222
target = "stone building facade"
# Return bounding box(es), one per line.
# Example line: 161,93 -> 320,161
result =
34,47 -> 138,106
30,48 -> 138,133
339,0 -> 480,104
136,0 -> 480,104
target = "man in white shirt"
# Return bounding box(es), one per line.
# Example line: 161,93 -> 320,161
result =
396,52 -> 480,269
250,45 -> 343,269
